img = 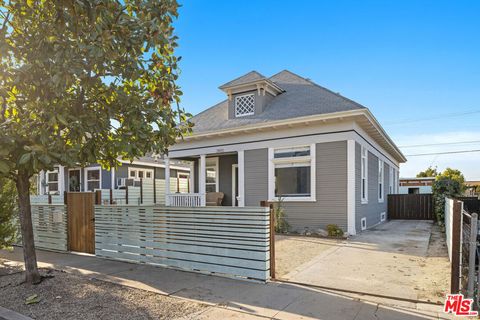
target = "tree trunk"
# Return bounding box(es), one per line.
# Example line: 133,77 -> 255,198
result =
16,170 -> 41,284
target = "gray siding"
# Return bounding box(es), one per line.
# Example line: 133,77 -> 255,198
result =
245,149 -> 269,206
244,142 -> 348,233
218,155 -> 237,206
355,142 -> 389,231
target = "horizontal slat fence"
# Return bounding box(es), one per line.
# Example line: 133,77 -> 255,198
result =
388,194 -> 434,220
31,204 -> 68,251
95,205 -> 271,281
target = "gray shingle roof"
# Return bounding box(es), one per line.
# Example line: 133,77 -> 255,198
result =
192,70 -> 366,133
219,71 -> 267,89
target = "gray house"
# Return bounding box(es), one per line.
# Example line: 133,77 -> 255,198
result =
166,70 -> 406,235
37,156 -> 191,195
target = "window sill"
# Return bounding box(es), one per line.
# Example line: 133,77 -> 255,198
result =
361,200 -> 368,205
269,197 -> 316,202
378,199 -> 384,203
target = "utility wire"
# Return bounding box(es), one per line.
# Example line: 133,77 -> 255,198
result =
383,110 -> 480,126
399,140 -> 480,148
405,149 -> 480,157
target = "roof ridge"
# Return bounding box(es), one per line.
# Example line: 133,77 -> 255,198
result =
219,70 -> 267,89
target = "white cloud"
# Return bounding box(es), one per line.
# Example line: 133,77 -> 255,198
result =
393,131 -> 480,180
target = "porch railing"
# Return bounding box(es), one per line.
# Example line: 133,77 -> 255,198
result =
167,193 -> 205,207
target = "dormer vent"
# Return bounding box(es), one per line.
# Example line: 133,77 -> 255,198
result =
234,94 -> 255,117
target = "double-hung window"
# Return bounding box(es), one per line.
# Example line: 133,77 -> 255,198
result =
378,159 -> 384,202
128,168 -> 154,180
361,146 -> 368,203
205,157 -> 219,193
85,168 -> 101,191
46,168 -> 59,194
269,145 -> 315,201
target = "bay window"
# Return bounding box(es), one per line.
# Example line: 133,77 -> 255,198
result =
269,145 -> 315,201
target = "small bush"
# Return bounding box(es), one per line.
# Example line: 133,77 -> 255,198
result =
274,197 -> 290,234
432,177 -> 462,224
0,178 -> 18,249
326,224 -> 344,237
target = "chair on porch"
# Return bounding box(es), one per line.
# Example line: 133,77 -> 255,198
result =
206,192 -> 224,206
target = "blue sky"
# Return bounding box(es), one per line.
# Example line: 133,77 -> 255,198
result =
174,0 -> 480,179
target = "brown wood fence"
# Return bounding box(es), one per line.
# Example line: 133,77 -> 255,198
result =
387,194 -> 434,220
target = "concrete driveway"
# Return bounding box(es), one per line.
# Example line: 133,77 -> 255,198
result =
281,220 -> 449,302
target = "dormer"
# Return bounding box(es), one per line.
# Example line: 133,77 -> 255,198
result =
219,71 -> 284,119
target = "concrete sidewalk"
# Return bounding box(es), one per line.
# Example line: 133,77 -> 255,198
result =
1,248 -> 451,320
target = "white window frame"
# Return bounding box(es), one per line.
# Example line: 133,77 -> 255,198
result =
46,167 -> 60,195
361,146 -> 368,204
268,144 -> 316,202
177,171 -> 190,193
205,157 -> 219,192
68,167 -> 82,192
389,166 -> 394,194
234,93 -> 255,117
361,217 -> 367,231
380,212 -> 386,222
84,167 -> 101,191
128,167 -> 154,180
378,159 -> 384,203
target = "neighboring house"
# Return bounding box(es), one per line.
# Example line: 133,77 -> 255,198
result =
465,181 -> 480,197
399,177 -> 435,194
36,155 -> 191,195
166,70 -> 406,235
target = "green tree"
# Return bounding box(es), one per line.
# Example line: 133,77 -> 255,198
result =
0,178 -> 17,249
437,168 -> 466,190
416,166 -> 438,178
0,1 -> 191,284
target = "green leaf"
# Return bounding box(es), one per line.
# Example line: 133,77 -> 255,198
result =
0,161 -> 10,174
25,294 -> 41,305
18,153 -> 31,165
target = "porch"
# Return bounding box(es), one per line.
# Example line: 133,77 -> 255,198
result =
165,152 -> 243,207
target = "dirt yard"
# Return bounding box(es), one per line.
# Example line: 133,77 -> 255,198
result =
0,261 -> 207,320
275,220 -> 450,303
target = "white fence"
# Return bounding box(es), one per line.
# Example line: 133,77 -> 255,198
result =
167,193 -> 205,207
94,205 -> 271,281
30,194 -> 64,204
31,204 -> 68,251
445,197 -> 455,261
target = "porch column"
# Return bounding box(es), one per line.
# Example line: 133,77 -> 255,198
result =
199,154 -> 206,206
165,157 -> 170,206
189,161 -> 194,193
238,150 -> 245,207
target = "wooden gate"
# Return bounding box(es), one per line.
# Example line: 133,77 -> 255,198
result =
387,194 -> 434,220
67,192 -> 95,253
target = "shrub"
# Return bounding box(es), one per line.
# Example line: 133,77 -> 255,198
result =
432,177 -> 462,224
0,178 -> 18,249
274,197 -> 290,234
326,224 -> 344,237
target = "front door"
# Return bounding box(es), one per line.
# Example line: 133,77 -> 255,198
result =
232,164 -> 238,207
68,169 -> 81,192
67,192 -> 95,253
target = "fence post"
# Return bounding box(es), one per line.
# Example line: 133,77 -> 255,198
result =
451,200 -> 462,293
95,190 -> 102,205
153,178 -> 157,204
467,213 -> 478,298
110,189 -> 113,205
140,178 -> 143,204
261,200 -> 275,279
48,194 -> 52,204
64,191 -> 68,205
126,185 -> 129,205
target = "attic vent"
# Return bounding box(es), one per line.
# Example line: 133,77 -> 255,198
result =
235,94 -> 255,117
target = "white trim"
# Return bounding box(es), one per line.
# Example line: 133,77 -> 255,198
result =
84,166 -> 102,192
389,166 -> 394,194
232,164 -> 238,207
380,212 -> 386,222
199,155 -> 206,206
175,109 -> 405,163
234,93 -> 255,117
111,167 -> 116,190
268,144 -> 316,202
189,162 -> 195,193
177,171 -> 190,193
378,159 -> 384,203
118,159 -> 189,171
45,167 -> 60,195
361,145 -> 368,204
205,157 -> 219,193
238,151 -> 245,207
361,217 -> 367,231
347,140 -> 356,235
67,167 -> 82,192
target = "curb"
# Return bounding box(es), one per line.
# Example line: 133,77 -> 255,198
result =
0,306 -> 33,320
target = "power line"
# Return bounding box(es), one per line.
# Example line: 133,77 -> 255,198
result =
399,140 -> 480,148
405,149 -> 480,157
384,110 -> 480,126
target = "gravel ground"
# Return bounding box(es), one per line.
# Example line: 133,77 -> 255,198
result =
274,235 -> 339,278
0,263 -> 207,320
